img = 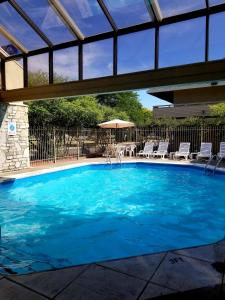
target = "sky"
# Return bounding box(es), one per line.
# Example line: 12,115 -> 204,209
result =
137,90 -> 170,109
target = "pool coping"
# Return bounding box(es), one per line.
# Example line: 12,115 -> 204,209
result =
0,159 -> 225,299
2,158 -> 225,181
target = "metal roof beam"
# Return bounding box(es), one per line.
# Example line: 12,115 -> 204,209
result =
1,60 -> 225,102
144,0 -> 155,21
0,25 -> 28,53
97,0 -> 117,31
9,0 -> 53,47
48,0 -> 85,40
151,0 -> 163,22
0,47 -> 8,58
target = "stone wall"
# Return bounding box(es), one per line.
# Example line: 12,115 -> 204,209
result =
0,102 -> 30,172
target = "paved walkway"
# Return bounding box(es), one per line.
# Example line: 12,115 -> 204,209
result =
0,239 -> 225,299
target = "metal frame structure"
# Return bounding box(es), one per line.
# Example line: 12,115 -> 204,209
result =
0,0 -> 225,101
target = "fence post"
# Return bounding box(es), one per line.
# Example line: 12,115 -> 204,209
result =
200,124 -> 204,143
77,128 -> 79,160
53,128 -> 56,163
135,128 -> 137,143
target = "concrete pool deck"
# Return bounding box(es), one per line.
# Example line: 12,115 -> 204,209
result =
0,158 -> 225,299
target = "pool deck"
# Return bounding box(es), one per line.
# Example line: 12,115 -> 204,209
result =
0,158 -> 225,299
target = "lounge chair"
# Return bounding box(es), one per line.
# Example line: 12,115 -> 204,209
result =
137,142 -> 154,159
174,142 -> 190,160
197,143 -> 212,160
217,142 -> 225,159
152,141 -> 169,159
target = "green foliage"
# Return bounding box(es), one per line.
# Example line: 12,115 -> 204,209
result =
209,103 -> 225,117
208,103 -> 225,125
96,92 -> 153,126
28,90 -> 154,128
28,71 -> 49,87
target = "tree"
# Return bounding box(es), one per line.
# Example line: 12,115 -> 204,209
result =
209,103 -> 225,118
96,92 -> 153,126
27,72 -> 154,128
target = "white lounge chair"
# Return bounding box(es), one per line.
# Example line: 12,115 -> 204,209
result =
152,141 -> 169,159
217,142 -> 225,159
174,142 -> 190,160
137,142 -> 154,159
197,143 -> 212,160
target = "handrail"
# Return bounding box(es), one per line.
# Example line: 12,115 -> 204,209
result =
213,156 -> 224,174
105,152 -> 112,164
204,155 -> 217,175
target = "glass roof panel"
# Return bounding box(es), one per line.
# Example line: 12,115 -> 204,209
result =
209,0 -> 225,6
0,33 -> 21,56
104,0 -> 152,28
83,38 -> 113,79
0,2 -> 47,51
158,0 -> 206,18
159,17 -> 205,68
28,53 -> 49,87
59,0 -> 112,36
209,12 -> 225,60
118,29 -> 155,74
53,47 -> 78,83
16,0 -> 75,44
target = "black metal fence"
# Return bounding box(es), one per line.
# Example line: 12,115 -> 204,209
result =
29,126 -> 225,165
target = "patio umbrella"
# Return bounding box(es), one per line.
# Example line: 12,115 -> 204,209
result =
98,119 -> 135,146
98,119 -> 135,129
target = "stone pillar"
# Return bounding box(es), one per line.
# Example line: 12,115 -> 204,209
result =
0,102 -> 30,172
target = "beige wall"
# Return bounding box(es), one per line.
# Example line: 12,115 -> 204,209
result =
5,60 -> 23,90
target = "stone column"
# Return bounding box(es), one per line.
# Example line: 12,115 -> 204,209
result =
0,102 -> 30,172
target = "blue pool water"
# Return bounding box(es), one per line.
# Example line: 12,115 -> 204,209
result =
0,162 -> 225,274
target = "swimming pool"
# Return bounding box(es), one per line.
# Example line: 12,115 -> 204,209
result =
0,162 -> 225,274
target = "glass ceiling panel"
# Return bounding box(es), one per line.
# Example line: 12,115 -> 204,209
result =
53,47 -> 78,83
158,0 -> 206,18
0,33 -> 21,56
209,0 -> 225,6
16,0 -> 75,44
0,2 -> 47,51
159,17 -> 205,68
209,12 -> 225,60
59,0 -> 112,36
83,38 -> 113,79
104,0 -> 152,28
118,29 -> 155,74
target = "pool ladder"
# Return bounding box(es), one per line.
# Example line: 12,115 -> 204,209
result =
204,155 -> 223,175
105,153 -> 112,164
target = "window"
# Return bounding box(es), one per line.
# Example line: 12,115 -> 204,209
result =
209,12 -> 225,60
209,0 -> 225,6
159,17 -> 205,68
118,29 -> 155,74
158,0 -> 206,18
83,39 -> 113,79
60,0 -> 111,36
104,0 -> 152,28
0,33 -> 21,56
28,53 -> 49,87
0,2 -> 46,51
16,0 -> 74,44
53,47 -> 78,83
